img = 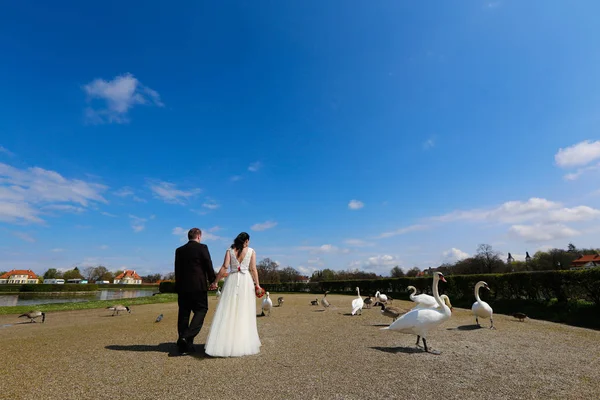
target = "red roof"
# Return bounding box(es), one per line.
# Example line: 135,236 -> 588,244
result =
0,269 -> 38,279
115,270 -> 142,280
571,255 -> 600,265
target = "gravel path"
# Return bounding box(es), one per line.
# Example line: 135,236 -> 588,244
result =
1,294 -> 598,400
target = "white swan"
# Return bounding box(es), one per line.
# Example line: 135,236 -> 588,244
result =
261,291 -> 273,316
410,293 -> 453,312
472,281 -> 494,329
351,287 -> 364,315
382,272 -> 451,354
216,287 -> 222,300
375,291 -> 388,304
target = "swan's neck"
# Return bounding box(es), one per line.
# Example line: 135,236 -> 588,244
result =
409,287 -> 416,296
357,288 -> 361,297
433,277 -> 444,309
475,284 -> 482,303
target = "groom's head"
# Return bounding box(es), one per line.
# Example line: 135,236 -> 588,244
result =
188,228 -> 202,242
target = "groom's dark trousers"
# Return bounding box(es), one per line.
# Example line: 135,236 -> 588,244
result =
174,240 -> 216,347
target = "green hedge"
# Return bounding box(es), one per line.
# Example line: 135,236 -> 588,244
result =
262,269 -> 600,329
159,281 -> 176,293
0,285 -> 22,292
19,284 -> 99,292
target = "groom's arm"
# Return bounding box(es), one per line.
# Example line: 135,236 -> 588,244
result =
202,245 -> 216,285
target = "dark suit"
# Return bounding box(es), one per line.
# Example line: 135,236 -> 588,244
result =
174,240 -> 216,349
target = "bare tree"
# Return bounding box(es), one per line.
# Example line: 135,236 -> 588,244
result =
390,266 -> 405,277
475,244 -> 503,274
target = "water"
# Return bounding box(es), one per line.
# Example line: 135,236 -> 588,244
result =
0,289 -> 158,307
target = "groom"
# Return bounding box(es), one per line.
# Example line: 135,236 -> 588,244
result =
174,227 -> 216,354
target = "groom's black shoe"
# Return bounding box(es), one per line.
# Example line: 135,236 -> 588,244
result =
176,337 -> 189,354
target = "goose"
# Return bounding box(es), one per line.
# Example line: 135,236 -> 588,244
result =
363,296 -> 373,308
378,303 -> 406,321
155,314 -> 163,323
320,291 -> 330,309
472,281 -> 494,329
107,305 -> 131,316
375,291 -> 388,304
310,298 -> 319,306
351,287 -> 364,315
19,311 -> 45,323
513,312 -> 527,322
382,272 -> 451,354
277,297 -> 284,307
261,292 -> 273,316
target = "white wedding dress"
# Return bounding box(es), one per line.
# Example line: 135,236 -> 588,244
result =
205,247 -> 261,357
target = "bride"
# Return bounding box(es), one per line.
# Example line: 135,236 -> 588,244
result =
205,232 -> 263,357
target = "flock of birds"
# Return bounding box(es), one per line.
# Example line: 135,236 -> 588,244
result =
309,272 -> 512,354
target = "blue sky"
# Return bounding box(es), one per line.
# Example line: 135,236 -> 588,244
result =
2,1 -> 600,277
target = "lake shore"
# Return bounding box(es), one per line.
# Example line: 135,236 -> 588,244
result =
0,293 -> 178,315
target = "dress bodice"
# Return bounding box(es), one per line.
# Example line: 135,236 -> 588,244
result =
229,247 -> 253,274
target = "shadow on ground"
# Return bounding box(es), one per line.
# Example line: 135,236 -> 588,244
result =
446,324 -> 482,331
370,346 -> 424,354
105,342 -> 211,358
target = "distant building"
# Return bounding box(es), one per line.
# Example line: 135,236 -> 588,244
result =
570,254 -> 600,270
114,270 -> 143,284
297,275 -> 310,283
0,269 -> 39,284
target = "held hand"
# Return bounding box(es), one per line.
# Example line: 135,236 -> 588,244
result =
209,283 -> 218,291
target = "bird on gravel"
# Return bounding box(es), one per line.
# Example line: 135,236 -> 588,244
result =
320,291 -> 330,310
107,305 -> 131,316
378,303 -> 406,322
513,312 -> 527,322
310,298 -> 319,306
261,292 -> 273,316
19,311 -> 46,323
155,314 -> 163,323
277,297 -> 284,307
363,296 -> 373,309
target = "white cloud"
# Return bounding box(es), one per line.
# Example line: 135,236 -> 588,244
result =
563,162 -> 600,181
101,211 -> 117,217
129,215 -> 153,233
297,244 -> 350,255
172,226 -> 223,242
0,162 -> 107,224
296,265 -> 317,276
555,140 -> 600,168
423,137 -> 435,150
202,199 -> 220,210
344,239 -> 374,247
348,200 -> 364,210
13,232 -> 35,243
248,162 -> 262,172
51,248 -> 64,253
376,224 -> 428,239
442,248 -> 469,262
99,245 -> 109,250
42,204 -> 86,213
349,254 -> 401,274
230,175 -> 242,182
509,223 -> 580,242
431,198 -> 600,225
251,220 -> 278,231
82,73 -> 164,124
149,181 -> 201,204
0,146 -> 14,156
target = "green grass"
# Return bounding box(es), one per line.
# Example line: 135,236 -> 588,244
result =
0,293 -> 178,315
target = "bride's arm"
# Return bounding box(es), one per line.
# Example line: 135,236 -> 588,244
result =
211,250 -> 230,287
249,251 -> 260,289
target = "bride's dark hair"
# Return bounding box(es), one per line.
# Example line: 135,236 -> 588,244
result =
231,232 -> 250,255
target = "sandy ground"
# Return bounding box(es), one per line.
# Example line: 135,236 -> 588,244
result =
0,293 -> 598,400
